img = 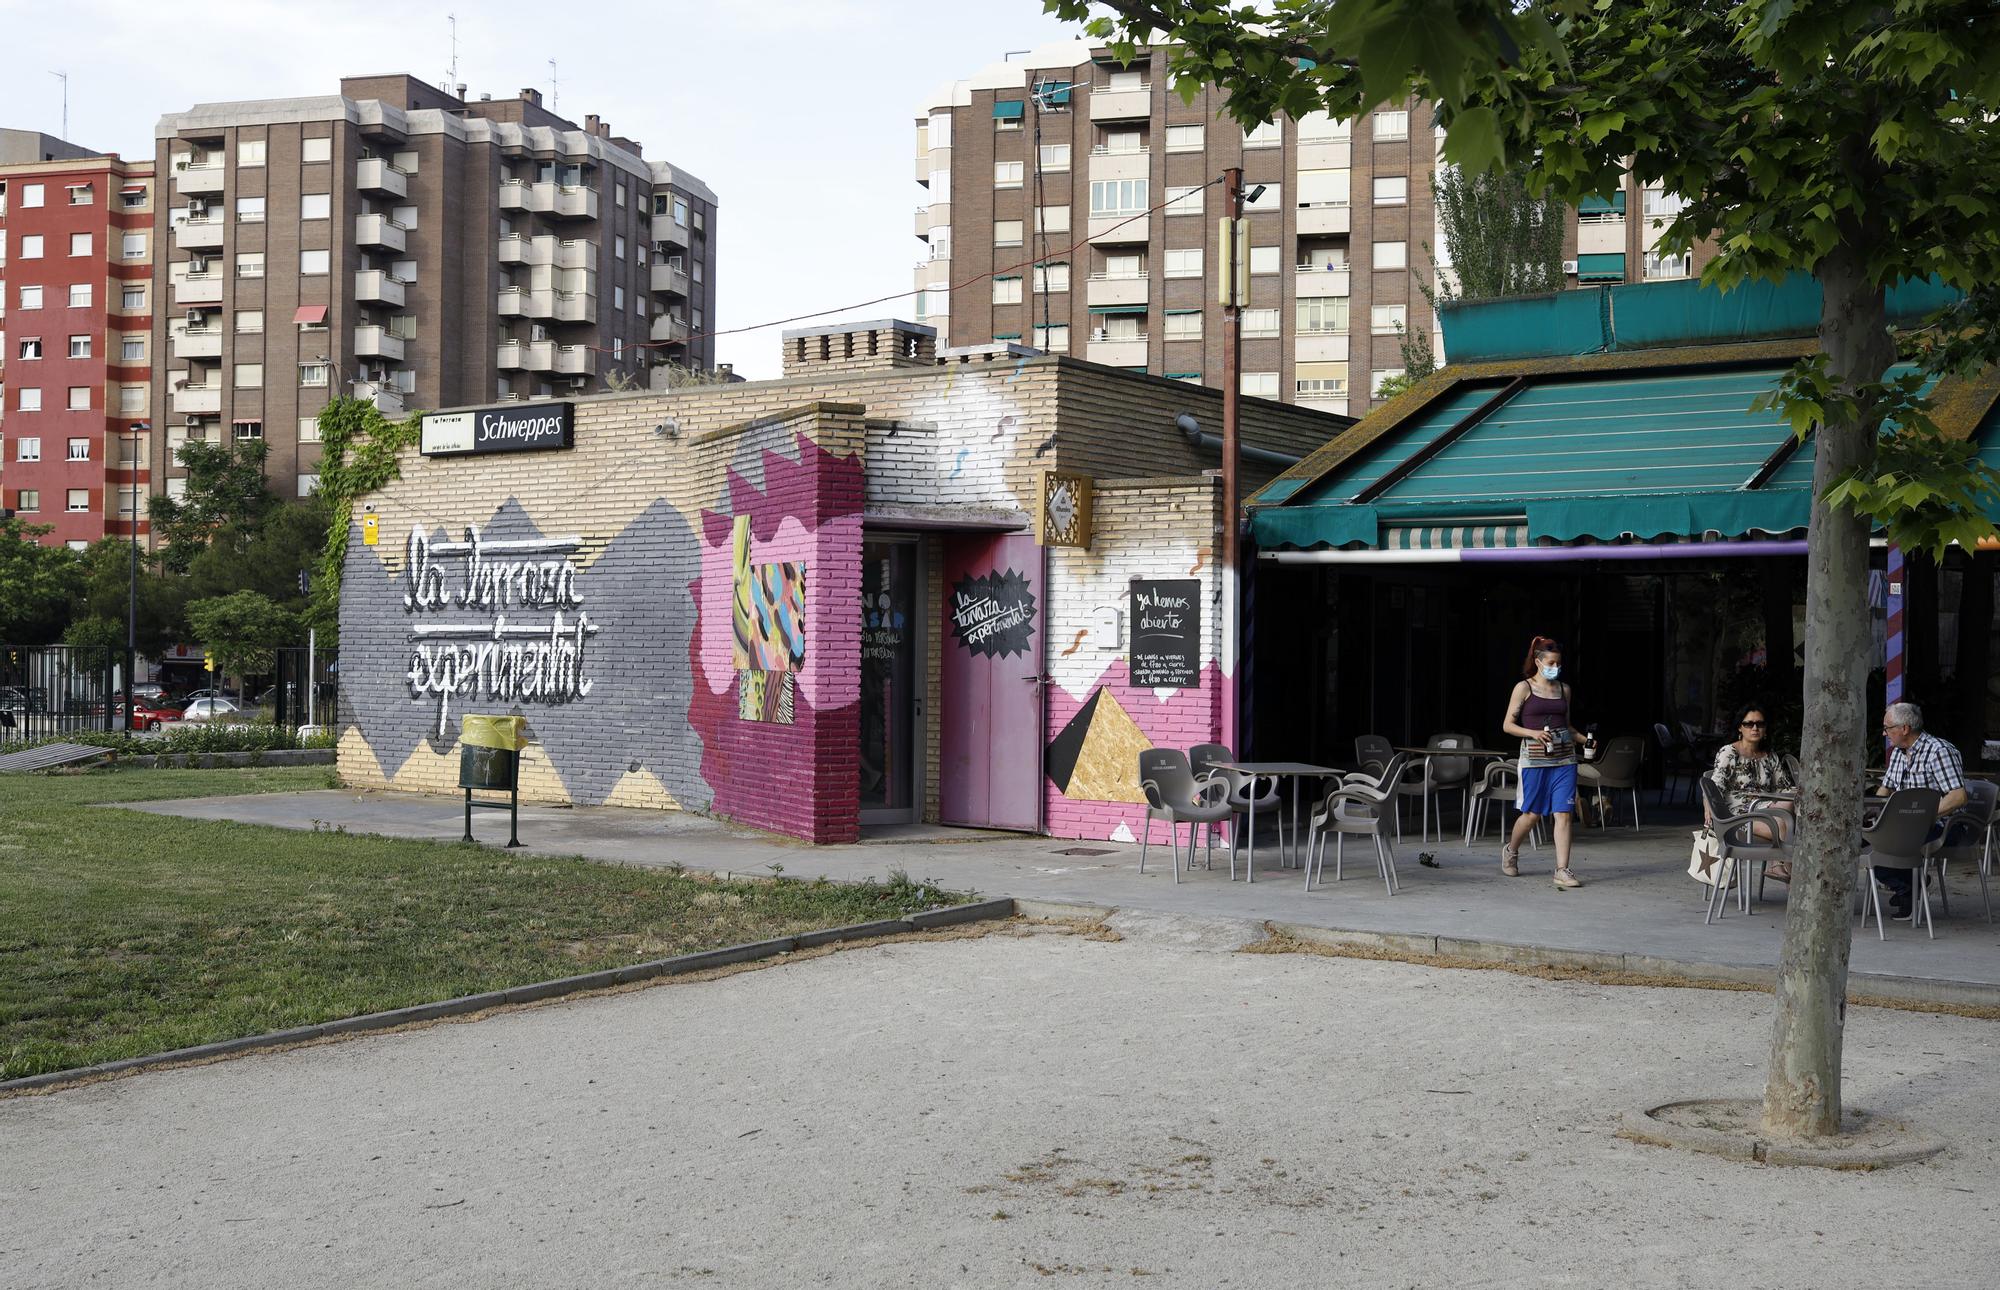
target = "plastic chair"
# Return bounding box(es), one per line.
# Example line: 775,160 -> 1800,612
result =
1578,735 -> 1646,830
1304,778 -> 1401,895
1698,778 -> 1793,923
1464,759 -> 1540,849
1353,734 -> 1395,778
1922,779 -> 1995,923
1856,787 -> 1943,939
1416,733 -> 1474,843
1137,749 -> 1233,885
1189,742 -> 1282,876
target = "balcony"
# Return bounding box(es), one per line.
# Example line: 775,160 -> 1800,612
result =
497,286 -> 556,318
174,217 -> 226,250
554,345 -> 595,376
498,179 -> 599,220
352,381 -> 405,416
656,219 -> 691,251
172,382 -> 222,414
497,233 -> 535,265
353,325 -> 406,361
553,291 -> 596,324
553,239 -> 595,270
1577,217 -> 1626,256
1088,85 -> 1153,120
354,269 -> 406,306
172,273 -> 224,305
355,213 -> 407,251
1298,141 -> 1352,170
651,314 -> 691,344
171,328 -> 223,359
1087,148 -> 1150,182
915,152 -> 931,184
173,162 -> 225,194
1294,266 -> 1352,297
1085,274 -> 1149,308
1295,332 -> 1350,362
1087,213 -> 1151,245
1085,335 -> 1148,367
650,262 -> 690,297
916,206 -> 931,239
356,157 -> 409,198
1297,394 -> 1350,416
1297,204 -> 1351,236
496,339 -> 555,371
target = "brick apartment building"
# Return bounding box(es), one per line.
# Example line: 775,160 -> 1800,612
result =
151,74 -> 716,513
0,130 -> 156,548
915,41 -> 1713,416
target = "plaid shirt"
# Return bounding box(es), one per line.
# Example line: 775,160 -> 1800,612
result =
1883,731 -> 1965,797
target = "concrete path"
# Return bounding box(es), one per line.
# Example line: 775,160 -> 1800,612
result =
3,927 -> 1994,1288
128,788 -> 2000,998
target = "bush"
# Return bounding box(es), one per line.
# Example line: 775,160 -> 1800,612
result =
20,723 -> 336,757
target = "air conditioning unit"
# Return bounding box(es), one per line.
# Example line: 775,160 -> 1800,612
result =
186,310 -> 204,326
1562,259 -> 1579,275
184,415 -> 203,428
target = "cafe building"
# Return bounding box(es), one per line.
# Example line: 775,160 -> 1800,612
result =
1242,276 -> 2000,771
335,321 -> 1350,843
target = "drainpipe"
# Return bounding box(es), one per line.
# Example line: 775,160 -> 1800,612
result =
1176,412 -> 1301,469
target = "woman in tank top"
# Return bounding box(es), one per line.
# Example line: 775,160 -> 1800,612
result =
1499,635 -> 1593,888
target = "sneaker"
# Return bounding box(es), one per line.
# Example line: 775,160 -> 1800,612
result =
1888,895 -> 1912,920
1501,846 -> 1520,877
1553,868 -> 1582,889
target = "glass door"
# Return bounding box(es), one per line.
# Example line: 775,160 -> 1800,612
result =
860,535 -> 922,822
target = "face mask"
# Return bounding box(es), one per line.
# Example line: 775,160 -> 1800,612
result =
1540,665 -> 1561,681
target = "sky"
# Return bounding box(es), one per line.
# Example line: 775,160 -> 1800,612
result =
0,0 -> 1084,379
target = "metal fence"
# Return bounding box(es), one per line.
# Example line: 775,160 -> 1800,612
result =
0,645 -> 120,746
267,645 -> 340,730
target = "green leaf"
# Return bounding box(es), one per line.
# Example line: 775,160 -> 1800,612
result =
1440,106 -> 1505,174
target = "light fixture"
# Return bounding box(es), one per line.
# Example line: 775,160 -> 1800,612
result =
1246,184 -> 1267,203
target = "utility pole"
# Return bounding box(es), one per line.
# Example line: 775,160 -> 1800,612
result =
125,420 -> 148,727
49,71 -> 68,139
1219,167 -> 1246,751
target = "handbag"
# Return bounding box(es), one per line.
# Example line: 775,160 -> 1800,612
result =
1687,827 -> 1724,884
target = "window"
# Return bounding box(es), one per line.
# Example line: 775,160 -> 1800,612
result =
1098,129 -> 1144,154
615,234 -> 627,260
22,183 -> 43,208
1643,188 -> 1688,218
69,232 -> 93,256
1164,311 -> 1202,340
929,113 -> 952,149
20,234 -> 43,258
1645,250 -> 1691,279
1296,297 -> 1350,333
1242,308 -> 1280,337
16,489 -> 39,512
18,339 -> 42,359
1033,263 -> 1070,294
67,437 -> 91,461
300,193 -> 331,220
69,283 -> 91,307
302,137 -> 332,163
1106,69 -> 1144,92
392,258 -> 416,282
20,285 -> 43,309
1164,184 -> 1205,216
299,249 -> 329,275
994,161 -> 1024,188
1094,314 -> 1141,341
119,385 -> 145,413
237,252 -> 265,278
1298,169 -> 1350,208
235,196 -> 265,223
299,363 -> 330,387
1035,205 -> 1071,234
122,232 -> 146,259
1163,247 -> 1203,278
67,489 -> 91,513
65,385 -> 89,410
391,203 -> 417,229
235,364 -> 263,389
1373,110 -> 1409,140
122,285 -> 146,310
1240,370 -> 1280,398
615,181 -> 628,208
1249,245 -> 1280,275
1298,111 -> 1351,142
298,416 -> 323,443
69,335 -> 91,359
17,432 -> 41,456
1242,120 -> 1282,148
237,139 -> 267,167
1165,125 -> 1205,152
1296,361 -> 1349,397
1373,176 -> 1408,206
18,389 -> 41,413
166,478 -> 187,501
234,420 -> 263,440
297,474 -> 320,498
67,182 -> 93,205
1101,252 -> 1143,279
1373,240 -> 1408,270
673,196 -> 690,225
1032,323 -> 1070,352
993,219 -> 1024,246
692,260 -> 704,282
613,285 -> 625,310
1039,143 -> 1070,171
236,309 -> 264,333
1371,303 -> 1408,334
1371,368 -> 1406,396
1089,178 -> 1149,215
993,276 -> 1023,304
1244,183 -> 1282,213
121,184 -> 148,209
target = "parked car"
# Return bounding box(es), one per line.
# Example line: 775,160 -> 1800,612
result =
179,697 -> 247,722
1,686 -> 51,713
116,700 -> 184,732
131,682 -> 169,703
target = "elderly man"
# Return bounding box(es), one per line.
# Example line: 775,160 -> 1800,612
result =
1873,701 -> 1968,919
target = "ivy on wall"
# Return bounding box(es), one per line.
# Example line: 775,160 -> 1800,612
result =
310,396 -> 422,634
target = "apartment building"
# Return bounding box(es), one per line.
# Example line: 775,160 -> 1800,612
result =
916,43 -> 1711,415
152,75 -> 716,509
0,134 -> 156,548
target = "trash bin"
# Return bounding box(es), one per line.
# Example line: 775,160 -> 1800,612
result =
459,715 -> 528,846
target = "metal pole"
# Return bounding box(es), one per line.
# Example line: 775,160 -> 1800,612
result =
1221,168 -> 1245,759
125,422 -> 145,732
306,627 -> 316,727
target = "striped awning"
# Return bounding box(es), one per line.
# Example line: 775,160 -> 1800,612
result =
1381,523 -> 1528,551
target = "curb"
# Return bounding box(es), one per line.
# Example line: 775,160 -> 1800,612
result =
0,897 -> 1021,1096
1616,1100 -> 1948,1169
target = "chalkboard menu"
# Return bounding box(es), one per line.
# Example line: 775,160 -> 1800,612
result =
1129,579 -> 1201,688
950,568 -> 1038,659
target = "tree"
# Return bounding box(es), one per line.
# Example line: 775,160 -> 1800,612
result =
74,538 -> 189,660
60,615 -> 126,674
186,590 -> 299,688
148,439 -> 279,573
0,520 -> 84,646
1052,0 -> 2000,1140
1425,161 -> 1567,307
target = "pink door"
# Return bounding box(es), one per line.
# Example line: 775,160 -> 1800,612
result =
939,532 -> 1044,831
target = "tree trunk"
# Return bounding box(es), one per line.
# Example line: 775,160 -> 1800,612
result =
1762,243 -> 1893,1140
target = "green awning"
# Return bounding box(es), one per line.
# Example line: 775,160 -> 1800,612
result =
1577,252 -> 1625,281
1578,192 -> 1627,215
993,100 -> 1024,120
1088,303 -> 1148,315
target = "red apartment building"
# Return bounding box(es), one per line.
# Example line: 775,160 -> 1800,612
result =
0,133 -> 156,549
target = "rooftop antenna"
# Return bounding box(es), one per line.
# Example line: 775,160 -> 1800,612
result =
446,14 -> 458,94
49,70 -> 68,139
548,59 -> 558,113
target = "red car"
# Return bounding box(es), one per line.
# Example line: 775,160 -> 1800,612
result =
117,699 -> 184,732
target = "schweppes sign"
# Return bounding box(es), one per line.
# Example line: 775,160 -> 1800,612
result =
421,401 -> 575,457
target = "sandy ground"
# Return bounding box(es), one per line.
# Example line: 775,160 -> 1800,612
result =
2,921 -> 1995,1289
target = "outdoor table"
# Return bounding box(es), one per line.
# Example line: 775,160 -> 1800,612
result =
1394,747 -> 1513,841
1206,762 -> 1344,883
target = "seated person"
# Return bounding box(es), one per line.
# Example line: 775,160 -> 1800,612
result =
1708,702 -> 1798,880
1872,701 -> 1968,920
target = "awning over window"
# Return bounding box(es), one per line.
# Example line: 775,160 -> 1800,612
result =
1087,303 -> 1148,315
1577,252 -> 1625,281
993,100 -> 1024,120
1578,192 -> 1627,215
293,305 -> 328,324
120,183 -> 147,193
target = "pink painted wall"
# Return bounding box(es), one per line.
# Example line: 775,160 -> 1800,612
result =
1044,658 -> 1227,842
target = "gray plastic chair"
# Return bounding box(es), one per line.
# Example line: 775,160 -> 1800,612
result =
1416,733 -> 1474,843
1137,749 -> 1233,885
1189,742 -> 1281,876
1354,734 -> 1396,778
1699,777 -> 1793,923
1304,776 -> 1402,896
1578,735 -> 1646,830
1464,759 -> 1540,849
1857,787 -> 1943,939
1923,779 -> 1995,923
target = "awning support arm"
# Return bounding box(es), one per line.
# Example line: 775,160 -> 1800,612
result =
1352,376 -> 1530,505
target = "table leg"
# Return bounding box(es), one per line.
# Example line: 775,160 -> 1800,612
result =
1248,796 -> 1256,883
1290,779 -> 1302,870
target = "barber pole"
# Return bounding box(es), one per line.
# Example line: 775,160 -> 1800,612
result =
1885,543 -> 1905,711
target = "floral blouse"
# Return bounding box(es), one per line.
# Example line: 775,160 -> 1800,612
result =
1710,744 -> 1796,816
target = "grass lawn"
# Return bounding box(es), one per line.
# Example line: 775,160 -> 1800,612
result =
0,767 -> 967,1080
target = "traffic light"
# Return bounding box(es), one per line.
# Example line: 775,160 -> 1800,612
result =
204,651 -> 216,673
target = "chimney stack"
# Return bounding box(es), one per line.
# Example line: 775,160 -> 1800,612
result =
519,87 -> 542,106
585,114 -> 600,133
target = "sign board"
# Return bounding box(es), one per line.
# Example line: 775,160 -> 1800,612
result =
949,569 -> 1037,659
420,402 -> 574,457
1129,578 -> 1201,688
362,513 -> 380,546
1038,471 -> 1093,548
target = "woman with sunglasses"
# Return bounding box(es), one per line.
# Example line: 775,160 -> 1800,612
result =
1708,702 -> 1799,880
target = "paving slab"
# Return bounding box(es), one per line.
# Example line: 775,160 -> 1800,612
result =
122,787 -> 2000,997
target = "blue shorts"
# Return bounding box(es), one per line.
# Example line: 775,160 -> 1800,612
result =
1517,763 -> 1577,817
